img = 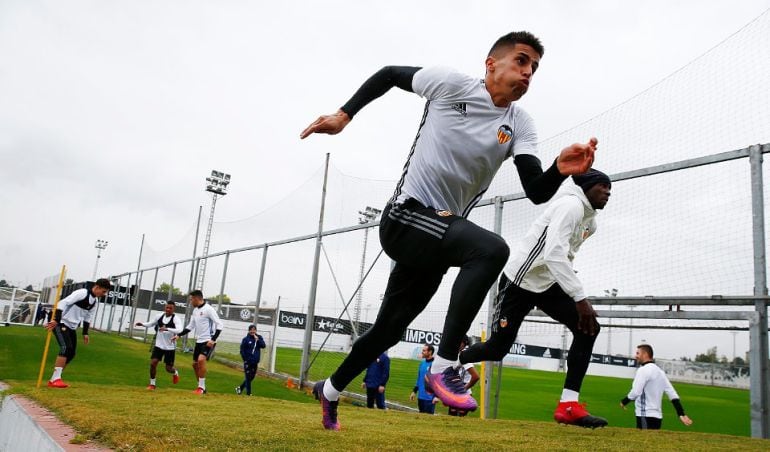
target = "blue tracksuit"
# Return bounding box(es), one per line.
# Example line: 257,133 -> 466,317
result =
363,353 -> 390,409
238,333 -> 266,395
414,358 -> 435,413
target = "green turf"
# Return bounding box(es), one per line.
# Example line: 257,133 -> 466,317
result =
0,325 -> 758,451
235,343 -> 750,436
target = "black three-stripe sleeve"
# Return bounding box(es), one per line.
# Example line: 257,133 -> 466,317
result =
514,155 -> 568,204
340,66 -> 421,119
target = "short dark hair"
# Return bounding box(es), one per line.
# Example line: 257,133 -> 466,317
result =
489,31 -> 544,58
94,278 -> 112,290
424,344 -> 435,354
166,300 -> 176,306
248,324 -> 257,331
637,344 -> 654,359
189,290 -> 203,298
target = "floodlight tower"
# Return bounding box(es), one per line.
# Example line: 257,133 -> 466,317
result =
353,206 -> 382,330
92,239 -> 108,280
196,170 -> 231,290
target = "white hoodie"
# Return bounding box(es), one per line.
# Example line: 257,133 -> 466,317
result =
502,181 -> 598,301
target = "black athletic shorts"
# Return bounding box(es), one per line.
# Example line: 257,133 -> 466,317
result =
193,342 -> 215,361
53,324 -> 77,363
151,346 -> 176,366
636,416 -> 662,429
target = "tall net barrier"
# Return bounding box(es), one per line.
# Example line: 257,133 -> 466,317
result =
0,286 -> 41,326
103,11 -> 770,416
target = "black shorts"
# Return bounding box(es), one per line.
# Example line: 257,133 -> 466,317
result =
636,416 -> 662,429
193,342 -> 215,361
151,347 -> 176,366
53,324 -> 77,363
380,199 -> 464,271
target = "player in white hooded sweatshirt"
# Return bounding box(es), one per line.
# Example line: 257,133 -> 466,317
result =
460,169 -> 611,428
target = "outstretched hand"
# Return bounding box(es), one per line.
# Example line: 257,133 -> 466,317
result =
300,110 -> 351,139
680,415 -> 693,426
575,299 -> 599,336
556,137 -> 597,175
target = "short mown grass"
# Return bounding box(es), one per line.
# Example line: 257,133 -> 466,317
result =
0,326 -> 763,451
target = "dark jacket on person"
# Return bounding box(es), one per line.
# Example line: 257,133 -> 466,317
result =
363,353 -> 390,388
240,333 -> 266,364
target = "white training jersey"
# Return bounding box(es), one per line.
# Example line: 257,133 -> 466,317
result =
391,66 -> 538,217
184,302 -> 223,343
139,313 -> 183,351
502,181 -> 597,301
626,362 -> 680,419
458,362 -> 476,395
58,288 -> 97,330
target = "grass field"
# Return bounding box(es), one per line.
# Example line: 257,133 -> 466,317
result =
0,326 -> 765,451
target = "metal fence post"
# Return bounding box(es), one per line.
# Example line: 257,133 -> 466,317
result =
123,270 -> 143,336
255,246 -> 269,327
216,252 -> 230,314
749,144 -> 770,438
300,153 -> 330,386
143,267 -> 160,342
483,196 -> 504,419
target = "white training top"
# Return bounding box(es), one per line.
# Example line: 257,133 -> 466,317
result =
503,182 -> 598,301
138,313 -> 183,351
458,362 -> 476,395
626,362 -> 680,419
58,288 -> 97,330
391,66 -> 538,217
184,302 -> 223,343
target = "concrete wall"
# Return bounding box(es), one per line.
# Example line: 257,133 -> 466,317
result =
0,395 -> 63,452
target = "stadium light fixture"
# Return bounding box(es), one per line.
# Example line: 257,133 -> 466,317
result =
93,239 -> 108,280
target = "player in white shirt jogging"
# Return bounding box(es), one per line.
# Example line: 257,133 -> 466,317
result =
460,170 -> 611,428
301,31 -> 598,430
621,344 -> 693,430
45,278 -> 112,388
135,300 -> 183,390
172,290 -> 223,395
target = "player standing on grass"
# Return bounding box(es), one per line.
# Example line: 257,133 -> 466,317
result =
172,290 -> 223,395
301,31 -> 597,430
45,278 -> 112,388
460,170 -> 611,428
135,300 -> 182,390
621,344 -> 693,430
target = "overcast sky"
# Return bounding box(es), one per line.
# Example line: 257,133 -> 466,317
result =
2,1 -> 770,359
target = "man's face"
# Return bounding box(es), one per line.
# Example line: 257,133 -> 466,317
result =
421,346 -> 432,359
189,295 -> 203,307
92,286 -> 109,298
485,43 -> 541,104
164,304 -> 175,316
249,327 -> 257,336
585,183 -> 611,210
635,348 -> 647,362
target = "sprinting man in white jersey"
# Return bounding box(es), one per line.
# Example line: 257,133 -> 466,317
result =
621,344 -> 693,430
172,290 -> 223,395
45,278 -> 112,388
460,170 -> 611,428
301,31 -> 597,430
135,300 -> 183,390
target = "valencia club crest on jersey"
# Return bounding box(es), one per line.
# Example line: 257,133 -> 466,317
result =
497,125 -> 513,145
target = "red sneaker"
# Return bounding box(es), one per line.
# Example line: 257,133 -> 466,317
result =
147,384 -> 156,391
193,387 -> 206,395
554,401 -> 608,428
47,379 -> 68,388
172,373 -> 179,385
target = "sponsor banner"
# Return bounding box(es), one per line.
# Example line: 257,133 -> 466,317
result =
278,311 -> 442,345
508,342 -> 563,360
590,353 -> 637,367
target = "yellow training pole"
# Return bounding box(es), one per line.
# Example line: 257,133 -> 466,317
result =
36,265 -> 66,389
479,328 -> 487,419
